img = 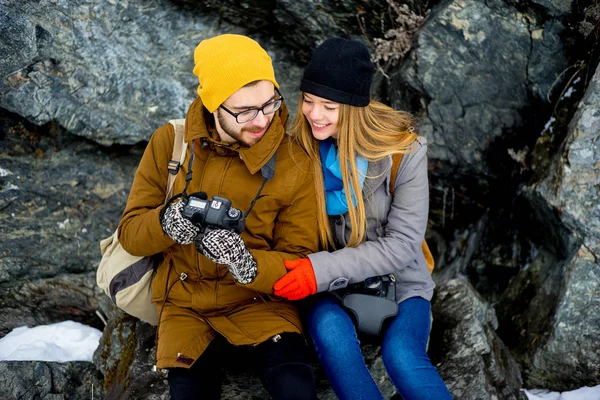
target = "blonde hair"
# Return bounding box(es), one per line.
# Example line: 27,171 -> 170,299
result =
290,96 -> 418,249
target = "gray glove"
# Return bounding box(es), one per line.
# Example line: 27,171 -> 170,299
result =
197,229 -> 257,284
160,201 -> 200,244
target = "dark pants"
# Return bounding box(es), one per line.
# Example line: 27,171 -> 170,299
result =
167,332 -> 318,400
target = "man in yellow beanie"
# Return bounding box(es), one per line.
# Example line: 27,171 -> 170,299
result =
117,34 -> 320,399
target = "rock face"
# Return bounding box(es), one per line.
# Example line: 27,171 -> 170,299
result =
0,361 -> 104,399
0,132 -> 122,398
0,127 -> 140,336
178,0 -> 390,63
1,0 -> 599,398
507,62 -> 600,390
93,312 -> 170,400
431,279 -> 526,400
529,0 -> 574,17
0,0 -> 302,146
389,0 -> 568,175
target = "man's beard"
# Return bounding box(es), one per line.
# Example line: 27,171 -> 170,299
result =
217,111 -> 271,148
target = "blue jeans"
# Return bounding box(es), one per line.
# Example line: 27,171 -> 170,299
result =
307,296 -> 452,400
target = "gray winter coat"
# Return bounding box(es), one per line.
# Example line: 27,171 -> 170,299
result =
307,136 -> 435,304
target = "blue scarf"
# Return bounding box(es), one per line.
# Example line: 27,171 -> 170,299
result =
319,139 -> 368,216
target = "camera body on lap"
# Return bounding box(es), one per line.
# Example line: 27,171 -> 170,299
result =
335,275 -> 398,338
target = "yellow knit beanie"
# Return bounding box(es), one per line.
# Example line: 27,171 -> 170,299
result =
193,34 -> 279,113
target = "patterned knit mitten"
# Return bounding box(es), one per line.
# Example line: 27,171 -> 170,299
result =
197,229 -> 257,284
160,201 -> 200,244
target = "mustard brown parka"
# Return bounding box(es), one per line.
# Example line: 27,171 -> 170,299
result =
118,97 -> 319,369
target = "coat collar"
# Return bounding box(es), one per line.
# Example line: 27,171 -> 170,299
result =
363,156 -> 392,197
184,97 -> 289,175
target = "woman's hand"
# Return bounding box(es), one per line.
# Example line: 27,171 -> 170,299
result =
273,258 -> 317,300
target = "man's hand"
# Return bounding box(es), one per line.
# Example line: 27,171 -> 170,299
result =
273,258 -> 317,300
197,230 -> 257,284
160,201 -> 200,244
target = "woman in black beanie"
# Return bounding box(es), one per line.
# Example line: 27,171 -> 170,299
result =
274,38 -> 452,400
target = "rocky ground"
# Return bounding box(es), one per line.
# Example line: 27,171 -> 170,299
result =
1,0 -> 599,398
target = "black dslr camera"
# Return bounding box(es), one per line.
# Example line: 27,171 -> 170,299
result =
349,275 -> 396,301
341,274 -> 398,337
181,192 -> 245,236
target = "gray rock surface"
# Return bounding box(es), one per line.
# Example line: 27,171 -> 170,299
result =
0,129 -> 139,335
1,0 -> 598,398
93,312 -> 170,400
180,0 -> 389,64
0,272 -> 102,337
431,279 -> 526,400
0,360 -> 103,399
389,0 -> 568,174
0,0 -> 302,146
530,0 -> 573,17
273,0 -> 367,63
515,63 -> 600,390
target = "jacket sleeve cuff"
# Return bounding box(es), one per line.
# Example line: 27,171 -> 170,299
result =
240,249 -> 291,293
308,252 -> 350,293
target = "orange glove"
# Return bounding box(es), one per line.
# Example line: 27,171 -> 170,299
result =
273,258 -> 317,300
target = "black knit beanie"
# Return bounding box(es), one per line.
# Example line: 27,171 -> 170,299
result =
300,38 -> 374,107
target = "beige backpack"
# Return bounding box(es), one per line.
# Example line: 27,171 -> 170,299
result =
96,119 -> 187,325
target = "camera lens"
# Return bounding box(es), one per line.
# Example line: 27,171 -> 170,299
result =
364,277 -> 382,290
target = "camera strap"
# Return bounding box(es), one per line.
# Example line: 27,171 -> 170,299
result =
243,151 -> 277,218
181,140 -> 197,199
177,139 -> 276,218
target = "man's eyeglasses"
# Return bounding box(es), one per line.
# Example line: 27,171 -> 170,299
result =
220,89 -> 284,124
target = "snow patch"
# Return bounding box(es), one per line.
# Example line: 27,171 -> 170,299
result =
522,385 -> 600,400
541,116 -> 556,135
0,321 -> 102,362
2,184 -> 19,191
